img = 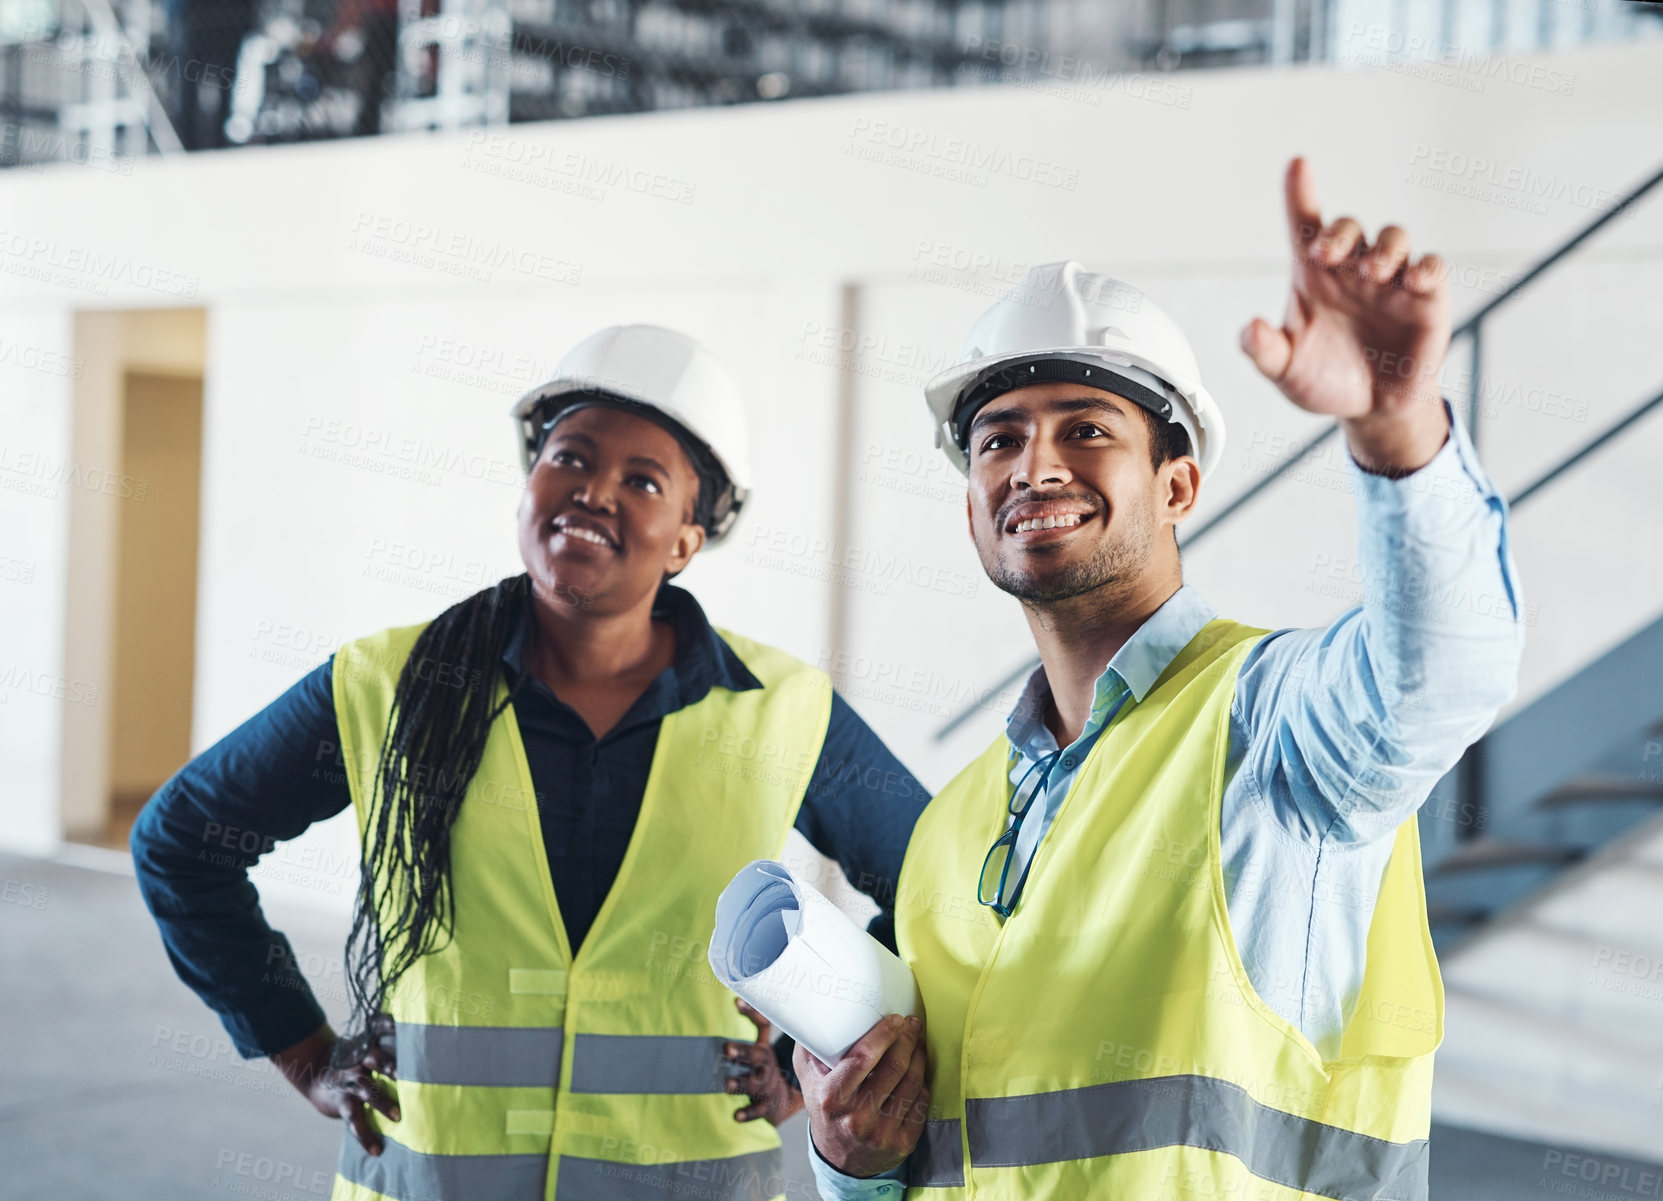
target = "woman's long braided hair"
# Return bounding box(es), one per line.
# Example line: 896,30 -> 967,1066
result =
334,571 -> 533,1066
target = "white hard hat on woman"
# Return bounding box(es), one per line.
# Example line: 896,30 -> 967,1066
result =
510,323 -> 755,542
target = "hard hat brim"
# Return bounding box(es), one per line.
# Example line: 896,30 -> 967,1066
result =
925,347 -> 1224,478
508,381 -> 750,544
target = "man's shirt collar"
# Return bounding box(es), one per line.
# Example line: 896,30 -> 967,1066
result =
1006,583 -> 1219,756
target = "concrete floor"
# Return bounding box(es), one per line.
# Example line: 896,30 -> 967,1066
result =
2,848 -> 1657,1200
0,847 -> 818,1201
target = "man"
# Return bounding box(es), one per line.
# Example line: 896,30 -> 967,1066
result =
798,158 -> 1524,1198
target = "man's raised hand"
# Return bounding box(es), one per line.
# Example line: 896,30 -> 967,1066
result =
1240,156 -> 1452,473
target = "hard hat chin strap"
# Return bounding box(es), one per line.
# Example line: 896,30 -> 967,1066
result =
950,354 -> 1177,455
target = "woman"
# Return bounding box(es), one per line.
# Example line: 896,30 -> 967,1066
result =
131,324 -> 930,1201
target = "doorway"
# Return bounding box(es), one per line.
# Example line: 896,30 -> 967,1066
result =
62,310 -> 207,849
105,371 -> 205,843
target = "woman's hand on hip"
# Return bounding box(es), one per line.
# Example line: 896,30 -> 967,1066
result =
270,1016 -> 400,1155
724,998 -> 804,1126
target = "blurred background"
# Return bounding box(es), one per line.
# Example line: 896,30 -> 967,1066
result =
3,0 -> 1663,1197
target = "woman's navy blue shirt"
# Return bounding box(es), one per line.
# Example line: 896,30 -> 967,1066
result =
130,584 -> 930,1058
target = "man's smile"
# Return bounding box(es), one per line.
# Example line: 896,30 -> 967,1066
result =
1003,499 -> 1099,543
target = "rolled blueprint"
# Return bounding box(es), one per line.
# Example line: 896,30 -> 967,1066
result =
709,859 -> 920,1064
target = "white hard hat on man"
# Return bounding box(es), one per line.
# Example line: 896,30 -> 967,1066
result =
924,260 -> 1225,478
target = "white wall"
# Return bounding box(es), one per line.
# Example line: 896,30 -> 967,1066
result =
0,305 -> 74,855
3,39 -> 1662,854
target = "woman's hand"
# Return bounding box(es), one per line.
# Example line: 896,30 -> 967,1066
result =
270,1017 -> 400,1155
723,998 -> 803,1126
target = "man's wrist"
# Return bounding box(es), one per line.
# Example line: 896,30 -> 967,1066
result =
1341,388 -> 1451,477
806,1123 -> 907,1195
809,1124 -> 858,1177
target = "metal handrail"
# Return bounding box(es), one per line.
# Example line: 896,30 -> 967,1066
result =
1506,385 -> 1663,509
1458,161 -> 1663,338
932,157 -> 1663,742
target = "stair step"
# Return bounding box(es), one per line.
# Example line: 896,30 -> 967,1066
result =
1426,903 -> 1490,928
1432,840 -> 1584,874
1538,773 -> 1663,808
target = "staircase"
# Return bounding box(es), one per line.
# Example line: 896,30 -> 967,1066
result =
1422,615 -> 1663,942
1430,804 -> 1663,1157
1421,557 -> 1663,1159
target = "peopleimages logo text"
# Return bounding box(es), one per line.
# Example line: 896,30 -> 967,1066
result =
846,119 -> 1080,191
1408,146 -> 1620,211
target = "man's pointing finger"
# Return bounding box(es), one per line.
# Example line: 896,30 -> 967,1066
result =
1285,156 -> 1324,257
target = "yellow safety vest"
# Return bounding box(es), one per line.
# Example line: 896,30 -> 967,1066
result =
327,618 -> 833,1201
896,618 -> 1443,1200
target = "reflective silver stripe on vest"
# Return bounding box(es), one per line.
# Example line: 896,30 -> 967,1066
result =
948,1075 -> 1428,1201
555,1148 -> 784,1201
338,1132 -> 546,1200
397,1023 -> 563,1087
906,1120 -> 965,1188
568,1034 -> 736,1094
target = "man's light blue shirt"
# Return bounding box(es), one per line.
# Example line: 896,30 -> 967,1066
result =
809,399 -> 1525,1197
